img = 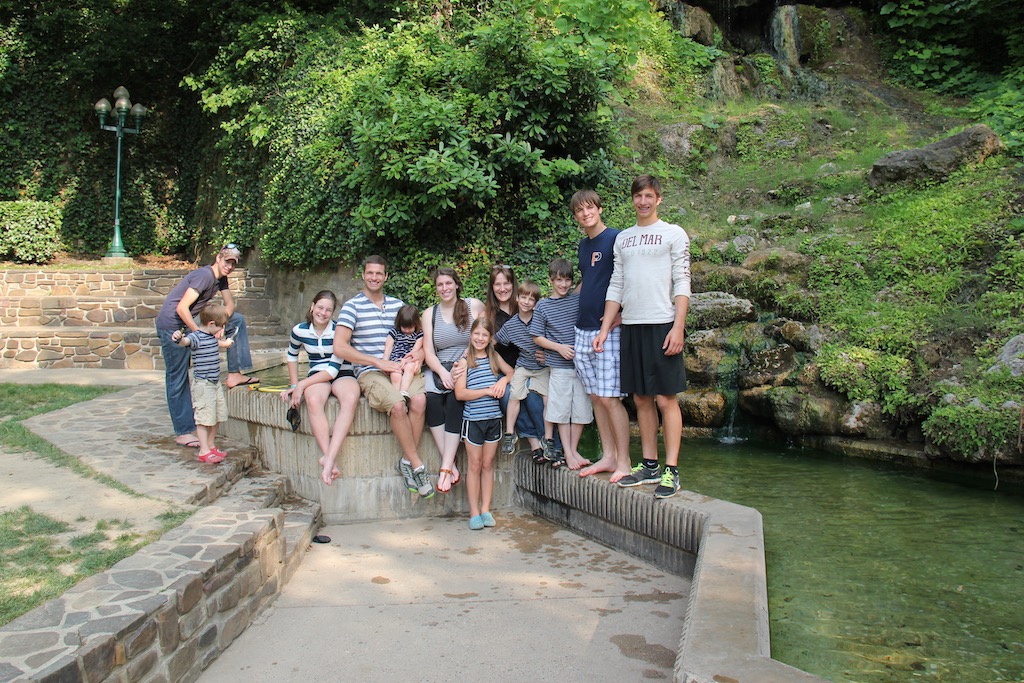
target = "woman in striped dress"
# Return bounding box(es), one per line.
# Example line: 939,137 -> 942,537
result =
455,318 -> 513,529
281,290 -> 360,486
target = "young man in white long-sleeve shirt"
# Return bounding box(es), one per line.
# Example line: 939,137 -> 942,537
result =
594,175 -> 691,499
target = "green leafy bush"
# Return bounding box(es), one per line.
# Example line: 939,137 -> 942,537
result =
0,201 -> 63,263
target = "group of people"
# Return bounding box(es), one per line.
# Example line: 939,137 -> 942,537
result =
156,174 -> 692,529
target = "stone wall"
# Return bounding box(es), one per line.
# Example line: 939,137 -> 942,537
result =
0,503 -> 317,683
222,389 -> 509,522
0,268 -> 283,370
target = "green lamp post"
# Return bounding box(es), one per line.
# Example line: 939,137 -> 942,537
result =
94,86 -> 147,259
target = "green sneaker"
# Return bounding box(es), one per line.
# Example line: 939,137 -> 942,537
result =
501,433 -> 518,456
617,463 -> 661,487
654,469 -> 680,499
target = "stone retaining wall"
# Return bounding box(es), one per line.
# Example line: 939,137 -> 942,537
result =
222,389 -> 511,522
514,458 -> 827,683
0,503 -> 317,683
0,268 -> 284,370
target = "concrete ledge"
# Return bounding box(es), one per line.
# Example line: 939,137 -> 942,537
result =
514,458 -> 827,683
224,389 -> 517,523
0,500 -> 319,683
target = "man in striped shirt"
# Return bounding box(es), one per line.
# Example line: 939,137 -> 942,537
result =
333,256 -> 434,498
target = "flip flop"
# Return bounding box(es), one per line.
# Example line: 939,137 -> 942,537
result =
229,377 -> 260,388
255,384 -> 290,393
312,535 -> 331,544
286,407 -> 301,432
437,468 -> 454,493
177,438 -> 200,449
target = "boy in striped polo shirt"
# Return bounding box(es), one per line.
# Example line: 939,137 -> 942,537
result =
530,259 -> 594,469
171,303 -> 233,464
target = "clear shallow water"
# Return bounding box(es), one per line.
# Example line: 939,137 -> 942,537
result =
674,438 -> 1024,683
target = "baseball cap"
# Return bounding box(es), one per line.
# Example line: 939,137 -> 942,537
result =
220,243 -> 241,262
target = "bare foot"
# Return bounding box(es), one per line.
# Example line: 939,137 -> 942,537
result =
579,456 -> 619,478
564,453 -> 592,470
225,372 -> 259,388
318,457 -> 341,485
607,467 -> 632,484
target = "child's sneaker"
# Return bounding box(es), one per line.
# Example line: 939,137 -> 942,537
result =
547,447 -> 565,469
618,463 -> 661,487
654,469 -> 680,499
542,438 -> 556,460
531,448 -> 546,464
500,433 -> 518,456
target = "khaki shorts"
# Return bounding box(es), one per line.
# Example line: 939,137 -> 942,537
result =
191,379 -> 227,427
509,366 -> 549,401
359,370 -> 425,413
545,367 -> 593,425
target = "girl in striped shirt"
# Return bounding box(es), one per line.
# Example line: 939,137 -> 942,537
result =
455,318 -> 513,530
282,290 -> 361,486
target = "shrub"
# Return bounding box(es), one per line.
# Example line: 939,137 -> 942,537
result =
0,200 -> 63,263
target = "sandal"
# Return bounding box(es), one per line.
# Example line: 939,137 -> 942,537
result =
437,468 -> 454,493
198,450 -> 225,464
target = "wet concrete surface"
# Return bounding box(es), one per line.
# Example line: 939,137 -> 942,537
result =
203,511 -> 690,682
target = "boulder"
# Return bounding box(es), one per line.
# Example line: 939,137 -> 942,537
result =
679,389 -> 728,428
768,385 -> 849,435
764,318 -> 825,352
987,333 -> 1024,377
738,343 -> 797,389
868,124 -> 1004,190
741,248 -> 810,274
684,329 -> 737,386
658,122 -> 706,161
687,291 -> 758,330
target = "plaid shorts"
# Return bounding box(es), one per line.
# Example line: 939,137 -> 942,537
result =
574,327 -> 622,397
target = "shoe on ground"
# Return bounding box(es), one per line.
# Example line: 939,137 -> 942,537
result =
531,448 -> 546,464
469,515 -> 485,530
654,469 -> 680,499
618,463 -> 662,487
501,433 -> 518,456
480,511 -> 495,527
412,466 -> 435,499
397,458 -> 417,492
198,450 -> 224,464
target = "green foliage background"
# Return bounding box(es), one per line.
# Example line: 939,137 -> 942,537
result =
1,0 -> 1024,463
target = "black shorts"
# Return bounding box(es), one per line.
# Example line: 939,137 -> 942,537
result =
426,391 -> 464,433
620,323 -> 687,396
461,418 -> 503,446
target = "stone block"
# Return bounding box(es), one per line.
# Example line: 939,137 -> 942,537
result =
197,625 -> 217,650
80,635 -> 116,682
177,603 -> 206,640
123,620 -> 158,660
237,563 -> 261,598
155,605 -> 179,655
170,575 -> 203,615
31,655 -> 83,683
215,582 -> 241,613
124,648 -> 157,683
202,567 -> 236,597
164,638 -> 197,683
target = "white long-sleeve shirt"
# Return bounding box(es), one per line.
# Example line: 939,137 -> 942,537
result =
605,219 -> 691,325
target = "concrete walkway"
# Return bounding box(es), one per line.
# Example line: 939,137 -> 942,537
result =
204,513 -> 687,682
0,368 -> 689,682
